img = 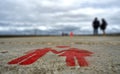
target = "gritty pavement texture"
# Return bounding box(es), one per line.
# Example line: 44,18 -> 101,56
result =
0,36 -> 120,74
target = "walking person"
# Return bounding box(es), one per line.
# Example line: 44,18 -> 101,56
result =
92,17 -> 100,35
100,18 -> 107,35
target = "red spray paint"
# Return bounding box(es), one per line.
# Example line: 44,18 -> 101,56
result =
8,47 -> 93,67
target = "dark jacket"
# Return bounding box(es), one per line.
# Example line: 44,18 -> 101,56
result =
93,19 -> 100,29
100,19 -> 107,30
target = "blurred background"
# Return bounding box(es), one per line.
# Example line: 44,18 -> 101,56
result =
0,0 -> 120,36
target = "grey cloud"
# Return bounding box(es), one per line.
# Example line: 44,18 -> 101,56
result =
80,0 -> 120,8
0,0 -> 120,35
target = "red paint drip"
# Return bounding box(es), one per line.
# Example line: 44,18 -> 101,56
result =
76,56 -> 88,66
59,48 -> 93,67
8,48 -> 53,65
66,56 -> 75,66
8,50 -> 37,64
20,53 -> 42,65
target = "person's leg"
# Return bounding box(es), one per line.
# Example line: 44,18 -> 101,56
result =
93,29 -> 95,35
94,29 -> 98,35
96,29 -> 98,35
103,30 -> 105,35
93,29 -> 96,35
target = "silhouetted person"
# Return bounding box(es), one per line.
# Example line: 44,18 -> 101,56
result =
61,32 -> 68,36
92,17 -> 100,35
62,32 -> 64,36
100,18 -> 107,35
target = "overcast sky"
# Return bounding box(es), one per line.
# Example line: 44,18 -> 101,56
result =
0,0 -> 120,35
